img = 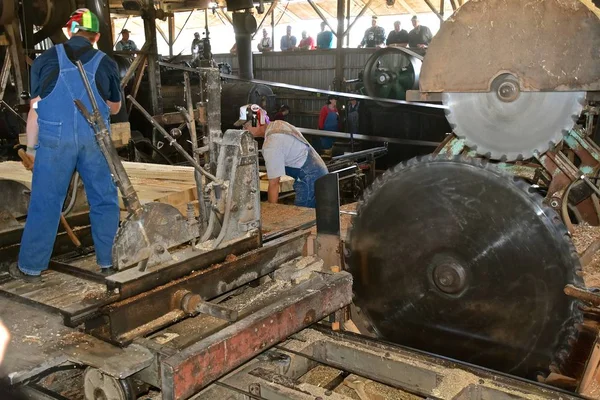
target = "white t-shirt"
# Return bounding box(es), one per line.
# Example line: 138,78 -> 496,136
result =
262,133 -> 309,179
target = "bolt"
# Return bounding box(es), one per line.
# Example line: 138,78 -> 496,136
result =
155,245 -> 165,254
550,199 -> 560,208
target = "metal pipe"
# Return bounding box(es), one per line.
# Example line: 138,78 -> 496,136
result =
232,12 -> 254,79
127,95 -> 221,183
184,72 -> 208,230
297,127 -> 440,147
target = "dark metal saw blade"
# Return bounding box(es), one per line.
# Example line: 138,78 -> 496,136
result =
346,156 -> 582,379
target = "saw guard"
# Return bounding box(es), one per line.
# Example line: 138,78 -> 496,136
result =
112,202 -> 196,271
420,0 -> 600,93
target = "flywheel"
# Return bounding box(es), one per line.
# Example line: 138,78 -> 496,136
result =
346,156 -> 582,379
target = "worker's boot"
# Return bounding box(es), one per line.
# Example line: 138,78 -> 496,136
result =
8,263 -> 42,283
99,266 -> 117,276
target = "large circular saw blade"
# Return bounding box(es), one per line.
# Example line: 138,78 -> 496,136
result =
346,156 -> 582,379
443,91 -> 585,161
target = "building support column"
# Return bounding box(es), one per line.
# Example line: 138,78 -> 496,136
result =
334,0 -> 345,91
168,15 -> 175,56
143,2 -> 162,115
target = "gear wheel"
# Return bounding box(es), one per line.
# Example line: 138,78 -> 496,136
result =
346,156 -> 583,379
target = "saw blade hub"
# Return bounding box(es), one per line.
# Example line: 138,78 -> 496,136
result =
431,258 -> 467,295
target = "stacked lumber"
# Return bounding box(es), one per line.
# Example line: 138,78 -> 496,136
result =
0,161 -> 295,215
19,122 -> 132,149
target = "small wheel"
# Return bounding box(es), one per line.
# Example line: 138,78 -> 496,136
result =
83,368 -> 134,400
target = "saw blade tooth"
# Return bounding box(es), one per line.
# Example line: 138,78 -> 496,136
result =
443,91 -> 586,161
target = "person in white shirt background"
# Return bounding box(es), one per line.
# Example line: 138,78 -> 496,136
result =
234,104 -> 328,208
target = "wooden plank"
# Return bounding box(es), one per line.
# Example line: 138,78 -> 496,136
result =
19,122 -> 131,149
260,172 -> 295,193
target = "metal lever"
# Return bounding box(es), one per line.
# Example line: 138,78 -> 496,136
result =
127,95 -> 221,184
74,61 -> 143,215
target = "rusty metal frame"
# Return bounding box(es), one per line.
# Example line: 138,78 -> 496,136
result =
160,270 -> 353,400
84,231 -> 308,345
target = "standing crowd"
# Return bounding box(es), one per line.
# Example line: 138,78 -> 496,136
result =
252,15 -> 432,53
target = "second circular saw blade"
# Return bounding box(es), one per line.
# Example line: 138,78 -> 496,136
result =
443,91 -> 585,161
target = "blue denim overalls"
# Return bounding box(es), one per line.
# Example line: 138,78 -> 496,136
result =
266,121 -> 328,208
321,106 -> 338,150
18,44 -> 119,275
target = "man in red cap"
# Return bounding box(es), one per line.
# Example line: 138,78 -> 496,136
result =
11,9 -> 122,282
234,104 -> 327,208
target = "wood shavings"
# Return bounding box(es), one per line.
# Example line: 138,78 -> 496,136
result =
572,223 -> 600,288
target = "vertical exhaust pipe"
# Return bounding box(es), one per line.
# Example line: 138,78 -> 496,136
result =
232,11 -> 257,80
86,0 -> 114,55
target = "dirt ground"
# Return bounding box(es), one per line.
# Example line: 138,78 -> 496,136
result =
572,224 -> 600,288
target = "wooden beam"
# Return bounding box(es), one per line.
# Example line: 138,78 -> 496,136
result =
343,0 -> 374,38
307,0 -> 337,36
0,51 -> 11,101
397,0 -> 416,15
423,0 -> 444,21
121,43 -> 150,88
156,23 -> 170,46
219,8 -> 233,25
168,15 -> 176,56
449,0 -> 458,11
252,1 -> 278,39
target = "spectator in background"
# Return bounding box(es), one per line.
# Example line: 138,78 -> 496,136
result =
298,31 -> 315,50
280,25 -> 297,51
115,29 -> 138,52
230,42 -> 237,55
191,32 -> 202,54
408,15 -> 433,49
386,21 -> 409,47
272,104 -> 290,121
316,22 -> 333,49
258,28 -> 272,52
358,16 -> 385,48
347,98 -> 359,135
318,95 -> 339,152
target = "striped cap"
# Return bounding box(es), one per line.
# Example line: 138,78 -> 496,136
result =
66,8 -> 100,33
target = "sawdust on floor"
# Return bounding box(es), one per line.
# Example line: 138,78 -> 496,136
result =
572,223 -> 600,287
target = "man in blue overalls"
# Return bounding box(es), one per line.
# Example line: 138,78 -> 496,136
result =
234,104 -> 328,208
10,9 -> 122,282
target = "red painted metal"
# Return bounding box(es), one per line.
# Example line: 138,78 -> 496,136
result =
160,271 -> 353,400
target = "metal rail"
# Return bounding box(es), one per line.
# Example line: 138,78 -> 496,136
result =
219,73 -> 449,110
297,127 -> 440,147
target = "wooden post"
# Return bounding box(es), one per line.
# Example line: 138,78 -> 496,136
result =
5,22 -> 25,103
271,7 -> 275,48
252,1 -> 278,39
168,15 -> 175,57
439,0 -> 445,25
335,0 -> 345,91
423,0 -> 444,21
345,0 -> 350,47
143,0 -> 163,115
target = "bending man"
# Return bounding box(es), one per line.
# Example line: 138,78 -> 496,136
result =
235,104 -> 328,208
